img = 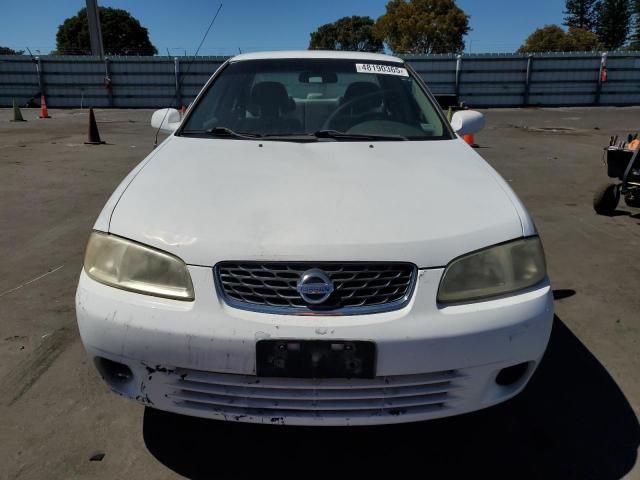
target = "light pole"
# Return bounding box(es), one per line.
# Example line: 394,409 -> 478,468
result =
86,0 -> 104,58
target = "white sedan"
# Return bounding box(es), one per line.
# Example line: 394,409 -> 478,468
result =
76,50 -> 553,426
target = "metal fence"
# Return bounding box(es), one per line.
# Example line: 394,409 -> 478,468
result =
1,52 -> 639,108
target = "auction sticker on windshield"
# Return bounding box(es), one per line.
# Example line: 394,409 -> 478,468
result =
355,63 -> 409,77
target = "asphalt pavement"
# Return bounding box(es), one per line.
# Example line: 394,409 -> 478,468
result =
0,107 -> 638,479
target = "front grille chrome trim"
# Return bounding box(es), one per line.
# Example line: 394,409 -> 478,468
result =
214,261 -> 418,316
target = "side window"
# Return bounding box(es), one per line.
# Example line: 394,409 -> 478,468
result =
377,76 -> 420,125
411,81 -> 443,136
188,74 -> 249,130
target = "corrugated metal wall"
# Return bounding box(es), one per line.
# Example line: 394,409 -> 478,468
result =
1,52 -> 639,108
0,55 -> 226,108
405,52 -> 640,107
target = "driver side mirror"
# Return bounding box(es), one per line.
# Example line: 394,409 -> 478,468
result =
151,108 -> 181,133
450,110 -> 485,136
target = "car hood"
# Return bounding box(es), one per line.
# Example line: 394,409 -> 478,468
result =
108,136 -> 525,268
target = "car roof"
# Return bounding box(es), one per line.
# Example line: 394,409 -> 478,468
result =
230,50 -> 404,64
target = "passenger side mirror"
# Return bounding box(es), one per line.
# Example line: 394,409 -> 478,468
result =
151,108 -> 181,133
450,110 -> 485,136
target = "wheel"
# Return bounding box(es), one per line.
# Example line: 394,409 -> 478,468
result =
593,183 -> 620,215
624,193 -> 640,208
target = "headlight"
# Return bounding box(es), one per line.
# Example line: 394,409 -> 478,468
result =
438,237 -> 546,303
83,231 -> 195,301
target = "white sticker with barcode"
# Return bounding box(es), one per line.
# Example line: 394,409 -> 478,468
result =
355,63 -> 409,77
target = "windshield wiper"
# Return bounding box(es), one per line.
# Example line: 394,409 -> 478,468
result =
312,130 -> 408,141
258,133 -> 319,142
189,128 -> 408,142
205,127 -> 262,139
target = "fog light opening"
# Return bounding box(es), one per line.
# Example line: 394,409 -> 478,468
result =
95,357 -> 133,385
495,362 -> 530,386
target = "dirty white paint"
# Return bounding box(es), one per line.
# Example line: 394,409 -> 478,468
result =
75,51 -> 554,426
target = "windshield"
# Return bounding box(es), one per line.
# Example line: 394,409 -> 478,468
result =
179,58 -> 451,141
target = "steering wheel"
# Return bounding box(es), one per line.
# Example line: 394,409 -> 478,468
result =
321,89 -> 394,131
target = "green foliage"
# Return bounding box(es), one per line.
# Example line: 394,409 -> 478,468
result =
309,16 -> 383,52
56,7 -> 157,56
596,0 -> 631,49
374,0 -> 470,54
566,26 -> 603,49
518,25 -> 567,53
564,0 -> 601,31
0,46 -> 24,55
518,25 -> 602,52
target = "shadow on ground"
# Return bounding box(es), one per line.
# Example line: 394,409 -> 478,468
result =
600,209 -> 640,219
143,317 -> 639,479
552,289 -> 576,300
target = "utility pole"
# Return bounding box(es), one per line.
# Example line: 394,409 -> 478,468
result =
86,0 -> 104,58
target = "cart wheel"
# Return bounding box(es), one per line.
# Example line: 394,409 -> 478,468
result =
624,195 -> 640,208
593,183 -> 620,215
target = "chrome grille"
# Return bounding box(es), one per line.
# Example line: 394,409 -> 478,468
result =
215,262 -> 417,315
166,369 -> 461,420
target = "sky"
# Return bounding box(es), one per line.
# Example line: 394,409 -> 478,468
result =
0,0 -> 565,55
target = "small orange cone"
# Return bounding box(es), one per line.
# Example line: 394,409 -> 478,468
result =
463,133 -> 477,147
39,95 -> 51,119
85,108 -> 105,145
181,105 -> 187,115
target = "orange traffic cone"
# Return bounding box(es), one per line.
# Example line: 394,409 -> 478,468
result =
181,105 -> 187,115
463,134 -> 477,148
39,95 -> 51,119
84,108 -> 105,145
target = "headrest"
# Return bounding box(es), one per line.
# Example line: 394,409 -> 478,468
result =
249,81 -> 295,117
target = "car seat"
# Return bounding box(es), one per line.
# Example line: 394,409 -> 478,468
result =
240,81 -> 302,135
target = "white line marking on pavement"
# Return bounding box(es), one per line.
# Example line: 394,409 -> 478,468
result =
0,265 -> 64,298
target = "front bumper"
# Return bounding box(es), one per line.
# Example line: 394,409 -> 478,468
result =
76,266 -> 554,426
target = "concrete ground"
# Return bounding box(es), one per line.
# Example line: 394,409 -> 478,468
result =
0,107 -> 638,480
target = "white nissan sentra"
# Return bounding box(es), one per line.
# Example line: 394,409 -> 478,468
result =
76,51 -> 554,426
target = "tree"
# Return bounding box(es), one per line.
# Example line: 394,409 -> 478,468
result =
0,46 -> 24,55
374,0 -> 470,54
596,0 -> 631,49
56,7 -> 157,55
565,26 -> 603,49
629,0 -> 640,49
517,25 -> 602,52
564,0 -> 601,31
518,25 -> 567,53
309,16 -> 383,52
